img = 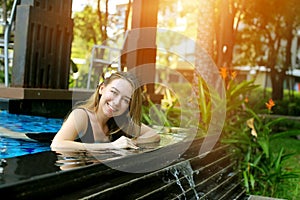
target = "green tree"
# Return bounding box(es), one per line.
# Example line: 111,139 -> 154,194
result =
235,0 -> 300,100
72,6 -> 101,60
71,0 -> 124,88
194,0 -> 247,83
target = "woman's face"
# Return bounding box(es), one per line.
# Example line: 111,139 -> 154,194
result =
99,78 -> 133,118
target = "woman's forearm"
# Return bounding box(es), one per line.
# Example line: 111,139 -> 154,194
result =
50,140 -> 114,151
51,136 -> 138,151
136,131 -> 160,144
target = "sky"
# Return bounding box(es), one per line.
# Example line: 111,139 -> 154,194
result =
72,0 -> 129,13
72,0 -> 93,12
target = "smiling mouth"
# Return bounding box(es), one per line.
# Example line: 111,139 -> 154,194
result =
107,103 -> 118,113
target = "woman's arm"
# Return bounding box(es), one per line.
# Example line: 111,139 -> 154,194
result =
50,109 -> 138,151
51,136 -> 138,151
135,123 -> 160,144
51,109 -> 87,150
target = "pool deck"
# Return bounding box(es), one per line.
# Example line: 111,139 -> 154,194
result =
0,126 -> 30,140
0,87 -> 92,100
0,87 -> 93,118
0,135 -> 248,199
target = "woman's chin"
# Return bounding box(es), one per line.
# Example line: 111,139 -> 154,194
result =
104,112 -> 114,118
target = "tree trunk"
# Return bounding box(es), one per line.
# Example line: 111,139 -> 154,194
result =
216,0 -> 235,69
97,0 -> 108,44
194,0 -> 215,85
267,34 -> 283,100
124,0 -> 132,32
285,16 -> 294,99
270,68 -> 284,100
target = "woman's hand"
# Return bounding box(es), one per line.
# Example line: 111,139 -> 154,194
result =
137,124 -> 161,144
112,136 -> 139,149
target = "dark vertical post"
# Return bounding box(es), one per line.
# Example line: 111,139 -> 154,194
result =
11,0 -> 73,89
125,0 -> 160,101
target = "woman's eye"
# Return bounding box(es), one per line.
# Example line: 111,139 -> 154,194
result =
123,99 -> 130,104
111,90 -> 118,95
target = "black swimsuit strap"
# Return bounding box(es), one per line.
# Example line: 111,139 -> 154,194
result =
74,108 -> 95,143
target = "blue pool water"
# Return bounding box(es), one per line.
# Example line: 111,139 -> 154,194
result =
0,110 -> 62,133
0,110 -> 190,161
0,110 -> 63,159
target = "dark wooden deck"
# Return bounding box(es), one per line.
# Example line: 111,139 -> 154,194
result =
0,87 -> 93,99
0,137 -> 248,199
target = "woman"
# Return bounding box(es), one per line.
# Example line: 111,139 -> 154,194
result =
51,71 -> 160,151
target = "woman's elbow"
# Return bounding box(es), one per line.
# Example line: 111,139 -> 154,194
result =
50,141 -> 59,150
50,137 -> 63,150
137,132 -> 160,144
153,133 -> 160,142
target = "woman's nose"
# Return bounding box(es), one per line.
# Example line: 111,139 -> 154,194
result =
112,95 -> 122,106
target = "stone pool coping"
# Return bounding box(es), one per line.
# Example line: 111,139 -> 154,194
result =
0,126 -> 30,140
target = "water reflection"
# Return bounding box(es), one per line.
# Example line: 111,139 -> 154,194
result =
55,150 -> 121,170
54,142 -> 162,171
53,129 -> 191,171
55,151 -> 99,170
0,151 -> 60,185
0,129 -> 194,186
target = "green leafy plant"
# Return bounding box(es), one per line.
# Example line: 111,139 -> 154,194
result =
142,96 -> 196,128
217,68 -> 300,198
202,67 -> 260,135
194,68 -> 260,139
142,98 -> 172,127
196,76 -> 211,132
223,108 -> 300,197
224,78 -> 260,133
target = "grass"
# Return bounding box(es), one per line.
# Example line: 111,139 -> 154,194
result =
270,137 -> 300,200
248,87 -> 300,116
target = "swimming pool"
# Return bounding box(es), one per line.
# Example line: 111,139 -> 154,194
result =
0,111 -> 247,199
0,110 -> 63,159
0,110 -> 188,160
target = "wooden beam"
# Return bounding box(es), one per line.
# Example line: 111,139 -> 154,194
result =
0,87 -> 92,100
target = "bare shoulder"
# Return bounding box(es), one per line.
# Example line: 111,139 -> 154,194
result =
63,108 -> 89,129
54,108 -> 89,140
71,108 -> 88,115
69,108 -> 89,120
